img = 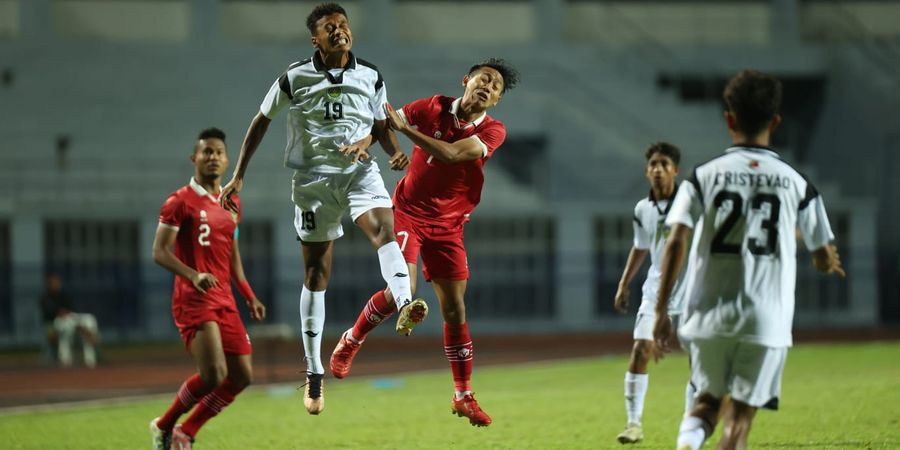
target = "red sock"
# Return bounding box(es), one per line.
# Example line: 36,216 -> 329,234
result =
444,322 -> 473,393
180,378 -> 245,438
350,290 -> 396,341
157,373 -> 211,431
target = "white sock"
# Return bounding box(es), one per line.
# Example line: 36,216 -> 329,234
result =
454,390 -> 473,400
677,416 -> 707,450
625,372 -> 649,425
377,242 -> 412,310
300,286 -> 325,375
684,381 -> 697,415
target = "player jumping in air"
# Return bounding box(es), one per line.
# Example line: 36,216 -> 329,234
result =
614,142 -> 695,444
329,58 -> 520,427
220,3 -> 425,415
150,128 -> 266,450
653,70 -> 845,450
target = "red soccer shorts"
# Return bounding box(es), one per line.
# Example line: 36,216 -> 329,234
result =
393,209 -> 469,282
173,304 -> 252,355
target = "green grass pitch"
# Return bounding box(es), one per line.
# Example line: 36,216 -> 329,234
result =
2,342 -> 898,449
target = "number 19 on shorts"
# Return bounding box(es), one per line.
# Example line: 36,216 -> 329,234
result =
301,211 -> 316,231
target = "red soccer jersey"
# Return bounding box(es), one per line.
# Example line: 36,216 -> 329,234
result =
393,95 -> 507,226
158,178 -> 241,312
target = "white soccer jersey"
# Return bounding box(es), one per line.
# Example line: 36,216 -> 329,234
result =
260,51 -> 388,174
632,189 -> 687,315
667,146 -> 834,347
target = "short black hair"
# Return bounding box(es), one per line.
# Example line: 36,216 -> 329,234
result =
723,70 -> 782,137
307,3 -> 348,34
468,58 -> 520,94
645,142 -> 680,166
198,127 -> 226,143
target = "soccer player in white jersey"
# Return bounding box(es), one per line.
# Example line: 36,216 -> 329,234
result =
220,2 -> 427,415
653,70 -> 845,450
614,142 -> 695,444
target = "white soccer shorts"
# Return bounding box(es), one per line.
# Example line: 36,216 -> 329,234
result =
689,338 -> 787,410
633,311 -> 679,339
292,164 -> 393,242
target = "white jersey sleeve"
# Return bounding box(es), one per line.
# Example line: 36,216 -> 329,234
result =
666,178 -> 703,229
370,81 -> 388,121
633,202 -> 651,250
797,189 -> 834,251
260,73 -> 292,119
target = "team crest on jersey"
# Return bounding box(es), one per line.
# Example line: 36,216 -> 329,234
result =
200,210 -> 208,222
655,220 -> 670,243
434,131 -> 442,139
326,87 -> 342,100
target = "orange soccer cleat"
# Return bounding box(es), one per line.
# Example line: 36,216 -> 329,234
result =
330,330 -> 362,379
451,393 -> 492,427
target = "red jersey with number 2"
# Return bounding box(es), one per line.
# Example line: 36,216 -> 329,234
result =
158,180 -> 241,313
393,95 -> 507,226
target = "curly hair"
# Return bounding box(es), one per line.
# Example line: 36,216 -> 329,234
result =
306,3 -> 348,34
723,70 -> 782,137
468,58 -> 520,94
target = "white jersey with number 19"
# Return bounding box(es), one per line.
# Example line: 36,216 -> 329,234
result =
260,51 -> 387,175
666,146 -> 834,348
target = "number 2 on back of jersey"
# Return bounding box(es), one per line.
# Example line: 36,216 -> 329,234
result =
324,102 -> 343,120
710,190 -> 780,255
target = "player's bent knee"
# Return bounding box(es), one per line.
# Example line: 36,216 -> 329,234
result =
231,371 -> 252,389
200,364 -> 228,387
633,340 -> 653,360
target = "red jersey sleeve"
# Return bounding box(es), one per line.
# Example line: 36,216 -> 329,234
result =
474,121 -> 506,160
159,192 -> 186,230
401,96 -> 436,128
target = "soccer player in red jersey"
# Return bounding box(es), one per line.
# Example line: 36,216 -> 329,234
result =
330,58 -> 519,427
149,128 -> 266,450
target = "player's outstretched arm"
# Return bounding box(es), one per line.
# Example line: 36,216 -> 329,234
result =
384,104 -> 482,164
152,225 -> 218,294
221,112 -> 271,211
614,247 -> 649,313
371,118 -> 409,170
811,244 -> 846,278
652,224 -> 691,356
230,238 -> 266,321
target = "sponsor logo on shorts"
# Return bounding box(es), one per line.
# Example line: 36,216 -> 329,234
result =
371,195 -> 390,200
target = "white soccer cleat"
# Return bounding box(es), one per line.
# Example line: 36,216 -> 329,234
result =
148,417 -> 170,450
617,423 -> 643,444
